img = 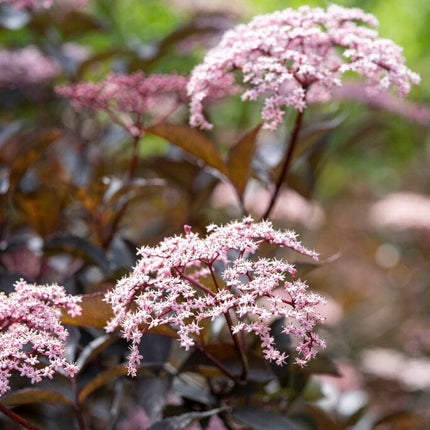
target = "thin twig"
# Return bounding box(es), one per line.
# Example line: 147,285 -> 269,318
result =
71,377 -> 86,430
127,133 -> 141,183
223,309 -> 248,380
261,109 -> 305,220
207,264 -> 249,380
102,133 -> 140,249
174,268 -> 216,297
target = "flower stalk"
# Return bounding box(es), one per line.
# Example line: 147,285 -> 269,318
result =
262,109 -> 305,220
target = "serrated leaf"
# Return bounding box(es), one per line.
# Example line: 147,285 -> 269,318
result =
227,125 -> 261,194
148,407 -> 227,430
78,364 -> 129,403
232,406 -> 299,430
146,123 -> 228,176
1,389 -> 73,406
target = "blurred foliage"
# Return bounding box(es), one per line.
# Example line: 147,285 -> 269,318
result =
0,0 -> 429,429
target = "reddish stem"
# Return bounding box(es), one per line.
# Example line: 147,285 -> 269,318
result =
173,267 -> 216,297
207,264 -> 248,380
194,342 -> 244,385
261,109 -> 305,220
71,377 -> 86,430
0,403 -> 40,430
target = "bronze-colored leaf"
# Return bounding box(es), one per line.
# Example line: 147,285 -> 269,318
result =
146,123 -> 228,176
227,125 -> 261,194
78,364 -> 129,403
62,293 -> 178,338
1,389 -> 73,407
7,129 -> 61,187
14,188 -> 66,237
61,293 -> 114,329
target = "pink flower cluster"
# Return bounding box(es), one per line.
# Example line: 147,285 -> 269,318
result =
0,47 -> 60,88
188,5 -> 420,130
0,280 -> 81,396
57,72 -> 188,136
105,217 -> 326,376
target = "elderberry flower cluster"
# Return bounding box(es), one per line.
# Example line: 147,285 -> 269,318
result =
105,217 -> 326,376
0,280 -> 81,396
57,72 -> 188,136
188,5 -> 420,130
0,47 -> 59,88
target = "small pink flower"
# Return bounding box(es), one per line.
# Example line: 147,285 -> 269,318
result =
0,280 -> 81,396
105,217 -> 326,376
188,5 -> 420,131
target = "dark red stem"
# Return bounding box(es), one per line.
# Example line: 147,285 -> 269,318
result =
261,109 -> 305,220
0,403 -> 40,430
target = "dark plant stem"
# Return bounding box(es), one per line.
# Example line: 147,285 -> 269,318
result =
0,403 -> 40,430
261,109 -> 305,220
127,134 -> 141,183
223,309 -> 248,381
102,133 -> 141,249
194,343 -> 244,385
174,268 -> 216,297
71,377 -> 86,430
236,190 -> 248,217
207,265 -> 248,380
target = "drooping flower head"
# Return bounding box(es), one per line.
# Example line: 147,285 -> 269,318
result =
57,72 -> 189,136
0,47 -> 60,88
105,217 -> 326,376
188,5 -> 420,130
0,280 -> 82,396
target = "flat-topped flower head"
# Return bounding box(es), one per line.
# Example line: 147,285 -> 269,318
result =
57,72 -> 188,136
0,280 -> 81,396
105,217 -> 325,376
188,5 -> 420,130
